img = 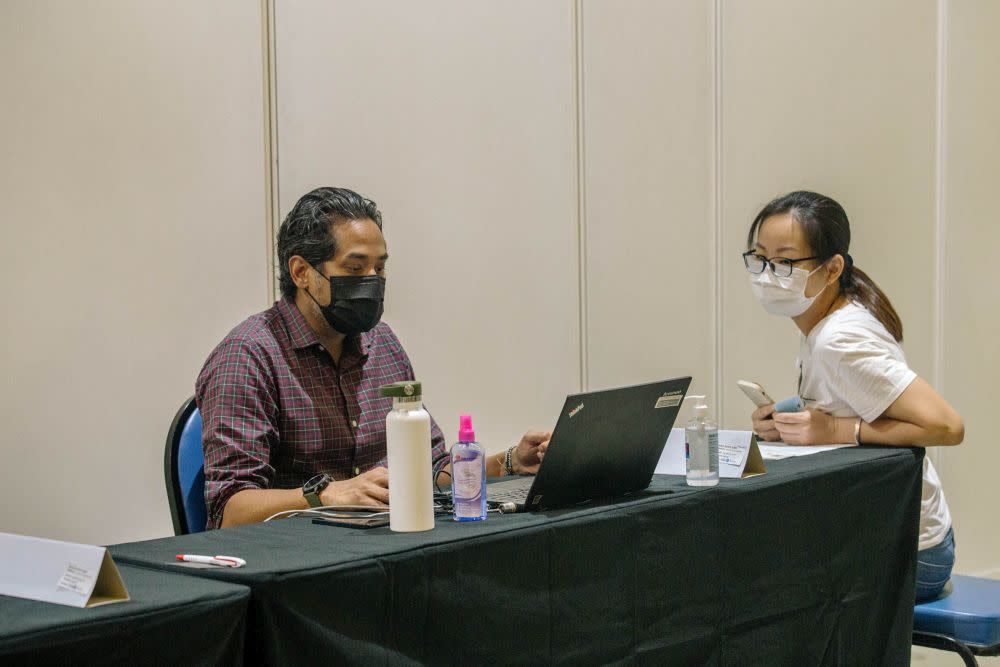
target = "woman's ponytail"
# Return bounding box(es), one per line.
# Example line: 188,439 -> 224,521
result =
840,257 -> 903,342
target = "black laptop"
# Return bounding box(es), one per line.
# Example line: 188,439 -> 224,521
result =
486,376 -> 692,512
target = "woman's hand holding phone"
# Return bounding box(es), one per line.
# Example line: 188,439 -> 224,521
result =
772,408 -> 843,444
739,380 -> 782,440
751,403 -> 783,441
752,400 -> 838,443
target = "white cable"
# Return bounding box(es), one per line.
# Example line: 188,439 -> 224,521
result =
263,506 -> 390,522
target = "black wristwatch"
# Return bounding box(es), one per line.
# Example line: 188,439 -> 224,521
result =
303,473 -> 332,508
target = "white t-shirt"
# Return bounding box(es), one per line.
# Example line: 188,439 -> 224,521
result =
797,301 -> 951,551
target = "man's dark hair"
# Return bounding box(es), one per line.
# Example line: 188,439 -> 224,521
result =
276,187 -> 383,300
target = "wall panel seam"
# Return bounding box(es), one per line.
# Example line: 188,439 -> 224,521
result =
575,0 -> 588,392
713,0 -> 724,420
262,0 -> 280,304
934,0 -> 947,394
932,0 -> 948,472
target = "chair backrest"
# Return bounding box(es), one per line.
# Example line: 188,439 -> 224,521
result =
163,396 -> 207,534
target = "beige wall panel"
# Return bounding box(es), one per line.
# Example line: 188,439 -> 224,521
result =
720,0 -> 937,428
582,0 -> 715,398
274,1 -> 580,451
940,0 -> 1000,577
0,2 -> 267,543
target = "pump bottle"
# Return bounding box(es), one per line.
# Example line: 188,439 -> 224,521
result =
684,394 -> 719,487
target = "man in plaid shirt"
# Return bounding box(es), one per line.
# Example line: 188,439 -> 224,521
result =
196,187 -> 550,528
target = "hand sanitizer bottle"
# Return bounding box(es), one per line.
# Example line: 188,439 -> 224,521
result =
450,414 -> 486,521
684,395 -> 719,487
378,381 -> 435,532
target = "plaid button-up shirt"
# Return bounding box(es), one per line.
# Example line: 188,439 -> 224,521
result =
195,298 -> 446,529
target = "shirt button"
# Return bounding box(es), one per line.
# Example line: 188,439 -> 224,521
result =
354,467 -> 360,475
351,420 -> 358,428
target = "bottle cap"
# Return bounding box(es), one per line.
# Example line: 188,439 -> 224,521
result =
378,381 -> 422,398
458,414 -> 475,442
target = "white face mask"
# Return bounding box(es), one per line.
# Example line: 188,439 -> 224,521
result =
750,264 -> 827,317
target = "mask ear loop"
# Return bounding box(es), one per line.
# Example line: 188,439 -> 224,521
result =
304,285 -> 325,311
810,255 -> 847,305
795,259 -> 834,304
815,255 -> 848,292
302,263 -> 333,310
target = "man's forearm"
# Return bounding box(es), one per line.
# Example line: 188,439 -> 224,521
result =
220,488 -> 309,528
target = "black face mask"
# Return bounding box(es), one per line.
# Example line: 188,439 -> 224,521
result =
306,272 -> 385,336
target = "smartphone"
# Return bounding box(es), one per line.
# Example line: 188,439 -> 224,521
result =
311,516 -> 390,529
737,380 -> 774,408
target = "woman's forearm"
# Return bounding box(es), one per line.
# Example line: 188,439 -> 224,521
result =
860,416 -> 963,447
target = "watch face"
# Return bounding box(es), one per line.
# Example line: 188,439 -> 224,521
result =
303,473 -> 330,494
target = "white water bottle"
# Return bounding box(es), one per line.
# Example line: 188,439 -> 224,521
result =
378,381 -> 435,532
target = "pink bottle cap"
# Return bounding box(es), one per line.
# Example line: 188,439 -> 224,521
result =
458,414 -> 475,442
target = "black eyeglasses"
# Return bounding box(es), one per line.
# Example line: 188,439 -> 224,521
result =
742,251 -> 820,278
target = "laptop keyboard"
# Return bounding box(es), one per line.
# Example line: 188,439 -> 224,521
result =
486,477 -> 533,503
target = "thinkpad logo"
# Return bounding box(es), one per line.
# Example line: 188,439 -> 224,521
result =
568,403 -> 584,418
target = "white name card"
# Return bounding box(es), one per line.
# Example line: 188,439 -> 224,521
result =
655,428 -> 766,479
0,532 -> 129,608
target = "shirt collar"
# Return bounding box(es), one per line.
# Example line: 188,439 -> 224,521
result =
277,298 -> 321,350
276,298 -> 373,359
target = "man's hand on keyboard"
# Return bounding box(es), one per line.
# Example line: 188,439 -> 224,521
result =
512,431 -> 551,474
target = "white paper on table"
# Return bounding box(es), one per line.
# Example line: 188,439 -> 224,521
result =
655,428 -> 758,478
757,442 -> 856,460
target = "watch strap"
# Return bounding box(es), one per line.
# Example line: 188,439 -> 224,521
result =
303,473 -> 331,508
304,489 -> 324,508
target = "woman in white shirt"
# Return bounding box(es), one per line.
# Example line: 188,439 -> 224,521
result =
744,190 -> 964,602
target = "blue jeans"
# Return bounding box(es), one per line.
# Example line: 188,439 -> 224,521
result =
915,527 -> 955,602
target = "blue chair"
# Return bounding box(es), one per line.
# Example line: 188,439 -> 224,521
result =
163,396 -> 207,534
913,575 -> 1000,666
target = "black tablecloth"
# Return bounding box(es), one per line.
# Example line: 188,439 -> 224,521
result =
111,446 -> 923,665
0,562 -> 250,666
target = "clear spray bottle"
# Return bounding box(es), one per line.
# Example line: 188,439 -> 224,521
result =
684,394 -> 719,487
450,414 -> 486,521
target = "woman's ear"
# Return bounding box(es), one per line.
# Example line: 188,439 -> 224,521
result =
825,254 -> 846,286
